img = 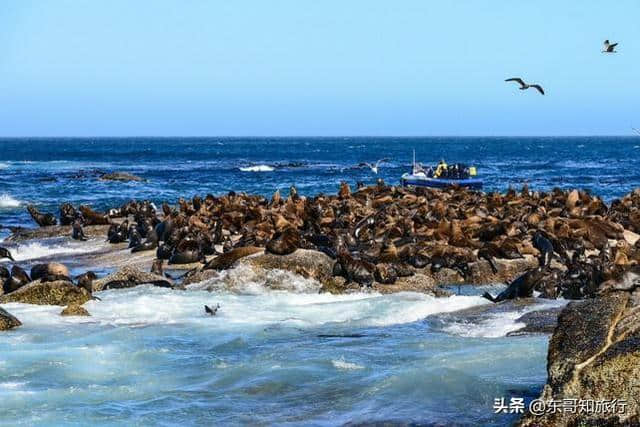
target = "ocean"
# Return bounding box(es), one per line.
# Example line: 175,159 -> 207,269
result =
0,137 -> 638,425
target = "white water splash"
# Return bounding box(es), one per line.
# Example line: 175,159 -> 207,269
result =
8,240 -> 104,262
239,165 -> 275,172
332,357 -> 364,370
0,194 -> 21,208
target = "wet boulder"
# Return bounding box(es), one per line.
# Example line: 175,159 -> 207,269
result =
61,304 -> 90,316
0,280 -> 91,306
0,307 -> 21,330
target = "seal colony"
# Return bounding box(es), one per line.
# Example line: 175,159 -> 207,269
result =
3,182 -> 640,309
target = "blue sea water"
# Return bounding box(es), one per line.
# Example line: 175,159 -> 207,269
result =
0,137 -> 637,425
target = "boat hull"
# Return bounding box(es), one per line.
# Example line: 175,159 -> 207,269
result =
401,174 -> 483,190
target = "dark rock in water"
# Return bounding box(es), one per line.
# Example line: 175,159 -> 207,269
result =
60,304 -> 90,316
506,307 -> 564,336
0,307 -> 21,330
0,280 -> 91,306
92,266 -> 172,291
99,172 -> 146,182
519,292 -> 640,426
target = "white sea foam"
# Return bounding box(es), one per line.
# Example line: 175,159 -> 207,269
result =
443,299 -> 567,338
332,358 -> 364,370
0,162 -> 9,170
0,194 -> 21,208
8,239 -> 104,262
239,165 -> 275,172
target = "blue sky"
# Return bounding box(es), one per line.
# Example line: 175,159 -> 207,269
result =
1,0 -> 639,136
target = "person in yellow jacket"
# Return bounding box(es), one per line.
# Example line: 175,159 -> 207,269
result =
434,159 -> 447,178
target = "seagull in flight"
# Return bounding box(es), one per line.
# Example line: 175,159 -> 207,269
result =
505,78 -> 545,95
358,158 -> 389,174
602,40 -> 618,53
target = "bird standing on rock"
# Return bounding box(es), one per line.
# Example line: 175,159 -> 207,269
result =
505,78 -> 545,95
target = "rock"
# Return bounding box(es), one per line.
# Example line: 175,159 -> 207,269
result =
0,280 -> 90,306
60,304 -> 90,316
99,172 -> 145,182
507,306 -> 564,336
242,249 -> 334,284
519,292 -> 640,426
92,266 -> 172,291
0,307 -> 21,330
182,269 -> 220,286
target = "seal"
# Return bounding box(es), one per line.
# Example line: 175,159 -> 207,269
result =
482,267 -> 544,303
0,247 -> 14,262
72,220 -> 88,241
75,271 -> 97,294
79,205 -> 111,225
27,205 -> 57,227
203,246 -> 263,271
30,262 -> 71,283
4,265 -> 30,293
131,227 -> 159,252
374,263 -> 398,284
334,248 -> 374,286
59,202 -> 79,226
266,228 -> 300,255
168,238 -> 203,264
532,230 -> 554,267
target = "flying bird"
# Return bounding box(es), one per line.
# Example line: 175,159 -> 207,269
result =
602,40 -> 618,53
205,304 -> 220,316
358,158 -> 389,174
505,78 -> 545,95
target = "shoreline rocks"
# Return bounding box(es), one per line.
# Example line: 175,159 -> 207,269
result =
519,292 -> 640,425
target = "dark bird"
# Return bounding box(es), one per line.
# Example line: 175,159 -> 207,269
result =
505,78 -> 545,95
358,158 -> 389,174
204,304 -> 220,316
0,247 -> 14,262
602,40 -> 618,53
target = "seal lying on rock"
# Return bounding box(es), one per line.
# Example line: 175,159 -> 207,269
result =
266,228 -> 300,255
482,267 -> 544,303
27,205 -> 57,227
30,263 -> 71,283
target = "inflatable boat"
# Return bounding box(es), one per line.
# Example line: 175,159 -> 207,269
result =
401,172 -> 483,190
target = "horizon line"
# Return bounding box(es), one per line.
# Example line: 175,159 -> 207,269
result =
0,134 -> 639,139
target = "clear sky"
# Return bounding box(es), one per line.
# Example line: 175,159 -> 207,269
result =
1,0 -> 639,136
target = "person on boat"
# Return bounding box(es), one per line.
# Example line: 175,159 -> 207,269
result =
434,159 -> 447,178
